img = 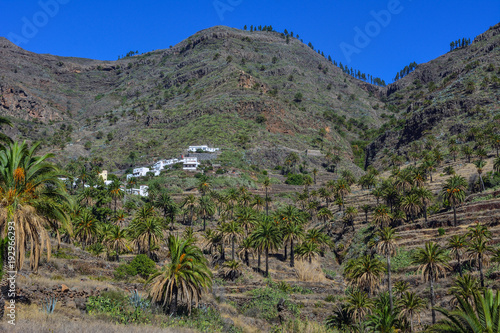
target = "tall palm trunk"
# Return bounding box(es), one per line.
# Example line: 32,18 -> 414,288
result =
231,237 -> 235,261
479,173 -> 485,192
265,188 -> 269,216
453,205 -> 457,227
283,244 -> 287,261
257,250 -> 261,271
423,203 -> 428,224
479,253 -> 484,288
265,247 -> 269,277
430,270 -> 436,324
410,313 -> 414,333
290,239 -> 295,268
170,284 -> 178,315
148,234 -> 152,259
456,252 -> 462,277
387,254 -> 393,311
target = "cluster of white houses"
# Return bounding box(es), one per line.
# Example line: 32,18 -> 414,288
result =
125,146 -> 220,196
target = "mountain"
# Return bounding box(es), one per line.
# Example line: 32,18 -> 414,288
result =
365,22 -> 500,168
0,23 -> 499,173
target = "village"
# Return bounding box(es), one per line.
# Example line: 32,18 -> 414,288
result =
121,145 -> 220,196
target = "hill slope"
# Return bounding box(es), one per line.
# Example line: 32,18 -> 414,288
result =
0,26 -> 387,171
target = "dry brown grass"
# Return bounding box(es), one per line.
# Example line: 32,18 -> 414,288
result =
276,319 -> 331,333
18,272 -> 116,291
294,260 -> 326,282
0,303 -> 195,333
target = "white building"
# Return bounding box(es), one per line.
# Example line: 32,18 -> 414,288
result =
183,157 -> 200,171
152,158 -> 180,171
126,167 -> 150,180
188,145 -> 220,153
130,185 -> 149,197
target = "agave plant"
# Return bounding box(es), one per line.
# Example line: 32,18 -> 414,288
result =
42,297 -> 57,315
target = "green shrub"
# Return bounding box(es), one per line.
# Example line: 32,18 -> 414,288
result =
438,228 -> 446,236
129,254 -> 157,279
114,255 -> 157,280
241,286 -> 299,321
285,174 -> 312,186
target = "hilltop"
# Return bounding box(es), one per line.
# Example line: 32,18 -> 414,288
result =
0,26 -> 388,173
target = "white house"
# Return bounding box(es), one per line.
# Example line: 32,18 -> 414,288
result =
130,185 -> 149,197
152,158 -> 179,171
126,167 -> 150,180
188,145 -> 220,153
182,157 -> 200,171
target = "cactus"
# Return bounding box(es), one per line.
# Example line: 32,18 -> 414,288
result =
43,297 -> 57,314
129,289 -> 149,310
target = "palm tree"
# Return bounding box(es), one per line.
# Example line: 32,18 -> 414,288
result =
365,292 -> 401,333
104,225 -> 129,261
237,237 -> 254,266
371,187 -> 384,205
0,141 -> 71,273
129,217 -> 164,259
344,206 -> 358,231
335,178 -> 351,212
413,187 -> 433,224
344,255 -> 385,296
304,228 -> 331,254
400,194 -> 422,224
235,206 -> 257,236
373,205 -> 392,228
411,242 -> 450,324
108,179 -> 123,212
181,194 -> 197,225
345,289 -> 372,323
447,234 -> 467,277
493,156 -> 500,174
449,274 -> 481,305
462,145 -> 474,163
282,221 -> 304,267
393,280 -> 410,297
251,216 -> 282,277
74,210 -> 99,249
326,304 -> 356,332
198,195 -> 215,231
398,291 -> 426,332
429,289 -> 500,333
441,175 -> 467,227
467,237 -> 492,288
473,159 -> 487,192
148,235 -> 212,315
295,241 -> 321,263
263,177 -> 271,216
374,226 -> 399,310
317,207 -> 333,225
221,220 -> 243,261
422,158 -> 436,182
361,204 -> 371,224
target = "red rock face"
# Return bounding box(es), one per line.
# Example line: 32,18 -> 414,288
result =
0,85 -> 62,122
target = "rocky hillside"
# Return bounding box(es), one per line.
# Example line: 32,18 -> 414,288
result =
0,23 -> 499,173
365,22 -> 500,168
0,26 -> 387,172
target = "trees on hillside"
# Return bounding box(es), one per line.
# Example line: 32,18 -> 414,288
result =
0,141 -> 71,272
411,242 -> 450,324
148,235 -> 212,315
441,175 -> 467,226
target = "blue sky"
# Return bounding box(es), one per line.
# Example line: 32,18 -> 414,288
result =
1,0 -> 499,82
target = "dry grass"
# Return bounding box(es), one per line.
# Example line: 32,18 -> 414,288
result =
294,260 -> 326,282
276,319 -> 332,333
18,273 -> 116,291
0,303 -> 195,333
